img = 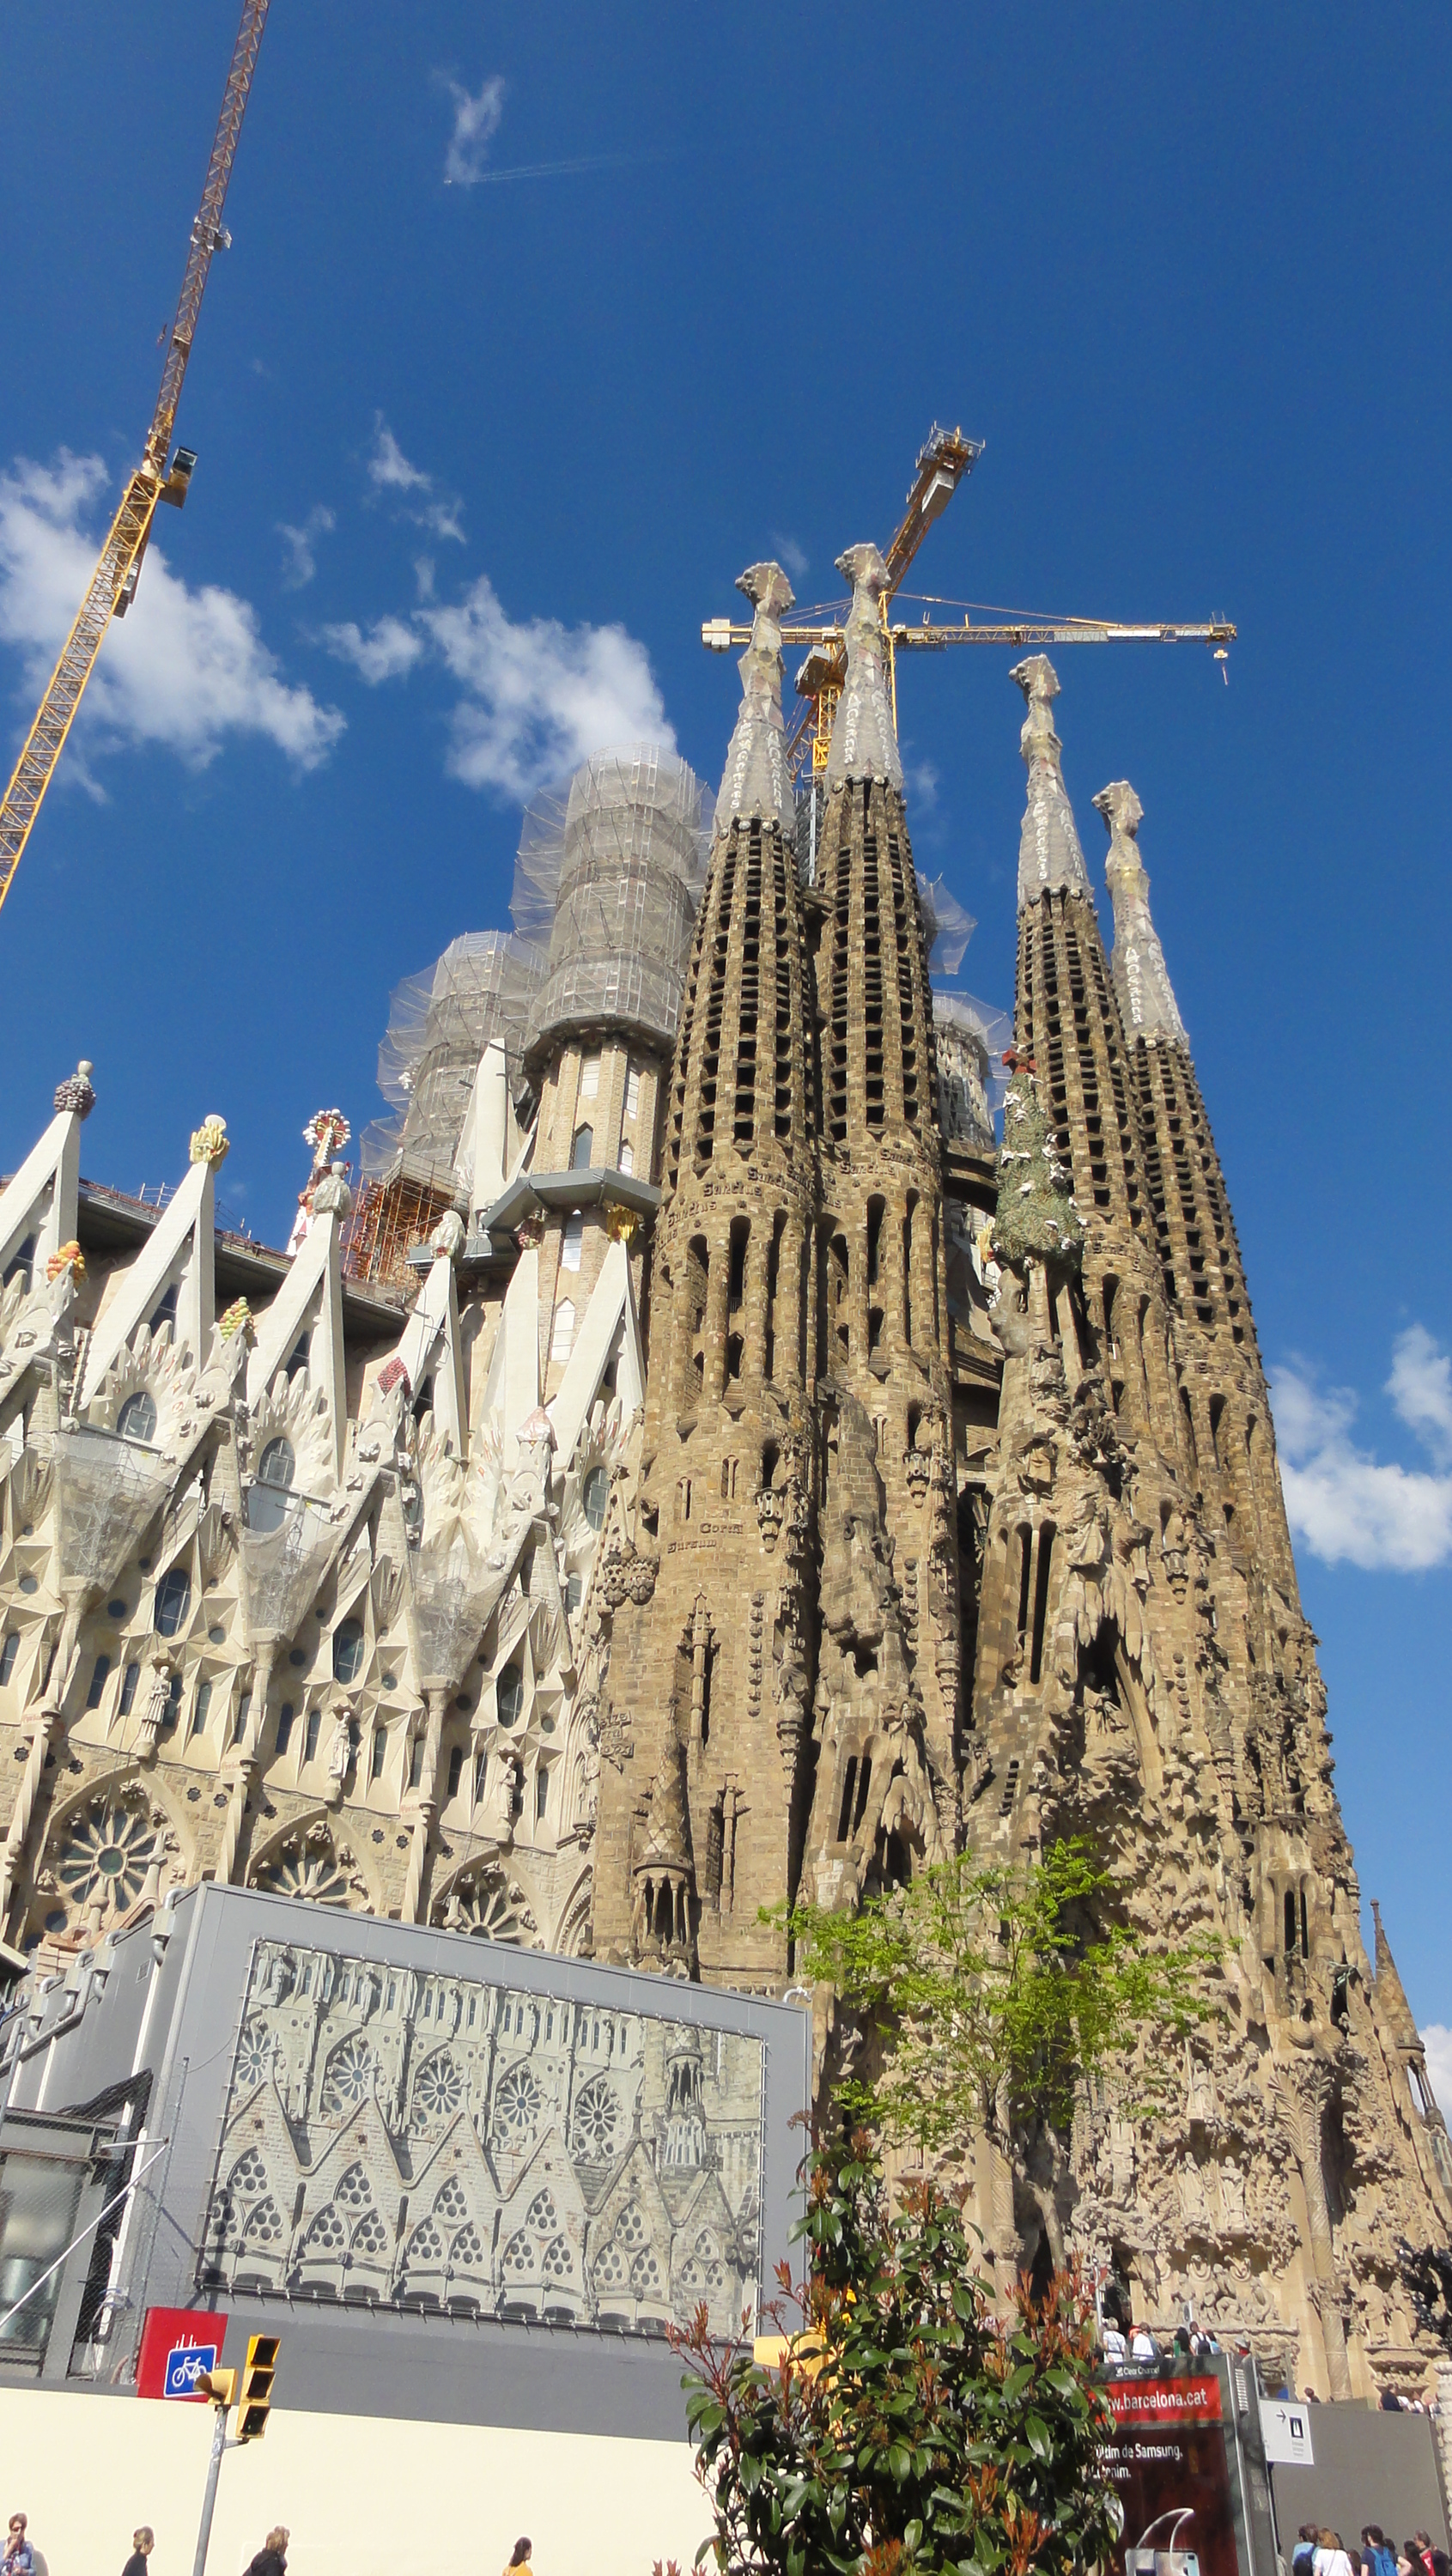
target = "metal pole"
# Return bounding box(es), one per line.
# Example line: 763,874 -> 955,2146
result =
191,2403 -> 230,2576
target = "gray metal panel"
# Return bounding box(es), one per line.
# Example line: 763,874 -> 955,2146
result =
1271,2407 -> 1450,2553
8,1886 -> 811,2440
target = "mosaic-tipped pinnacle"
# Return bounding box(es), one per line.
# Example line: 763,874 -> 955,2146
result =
736,561 -> 794,621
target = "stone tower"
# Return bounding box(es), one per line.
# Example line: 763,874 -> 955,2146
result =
798,543 -> 960,1912
590,563 -> 822,1984
960,658 -> 1452,2403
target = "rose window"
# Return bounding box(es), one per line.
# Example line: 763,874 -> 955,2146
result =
55,1795 -> 161,1916
501,2230 -> 532,2276
434,2176 -> 468,2225
302,2203 -> 346,2254
542,2235 -> 574,2280
234,2022 -> 272,2092
451,2224 -> 484,2270
437,1868 -> 537,1947
319,2035 -> 374,2117
244,2197 -> 283,2245
630,2246 -> 661,2294
228,2148 -> 268,2198
525,2190 -> 558,2233
352,2208 -> 389,2259
253,1836 -> 351,1909
410,2053 -> 464,2125
570,2076 -> 619,2162
616,2202 -> 646,2246
493,2064 -> 544,2145
335,2162 -> 372,2210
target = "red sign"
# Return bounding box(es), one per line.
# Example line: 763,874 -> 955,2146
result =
1101,2379 -> 1236,2576
1104,2377 -> 1224,2427
136,2306 -> 228,2400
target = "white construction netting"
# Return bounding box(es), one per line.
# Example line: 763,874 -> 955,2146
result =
515,746 -> 710,1063
360,932 -> 545,1188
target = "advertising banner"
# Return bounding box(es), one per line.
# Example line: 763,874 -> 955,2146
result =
1103,2377 -> 1238,2576
136,2306 -> 228,2400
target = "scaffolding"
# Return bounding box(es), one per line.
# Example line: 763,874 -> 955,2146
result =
932,991 -> 1012,1153
515,745 -> 710,1068
344,930 -> 544,1288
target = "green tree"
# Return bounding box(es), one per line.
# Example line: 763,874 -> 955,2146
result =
673,2130 -> 1122,2576
786,1837 -> 1220,2159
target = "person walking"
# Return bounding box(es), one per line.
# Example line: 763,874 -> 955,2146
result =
1313,2530 -> 1353,2576
1363,2527 -> 1398,2576
1292,2524 -> 1319,2576
121,2530 -> 155,2576
1129,2321 -> 1161,2372
243,2528 -> 289,2576
3,2517 -> 34,2576
502,2542 -> 532,2576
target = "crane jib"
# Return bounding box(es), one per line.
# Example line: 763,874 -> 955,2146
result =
0,0 -> 274,916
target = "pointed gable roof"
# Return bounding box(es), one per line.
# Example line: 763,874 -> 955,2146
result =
1011,653 -> 1091,905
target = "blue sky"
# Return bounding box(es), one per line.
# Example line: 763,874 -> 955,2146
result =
3,4 -> 1449,2038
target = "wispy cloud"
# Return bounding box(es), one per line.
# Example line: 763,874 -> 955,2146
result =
322,571 -> 673,803
439,73 -> 505,187
276,503 -> 336,592
320,615 -> 424,685
366,416 -> 465,544
368,422 -> 430,495
1272,1325 -> 1452,1571
769,532 -> 809,583
0,451 -> 343,776
1421,2026 -> 1452,2117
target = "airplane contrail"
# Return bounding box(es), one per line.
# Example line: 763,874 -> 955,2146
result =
467,146 -> 684,185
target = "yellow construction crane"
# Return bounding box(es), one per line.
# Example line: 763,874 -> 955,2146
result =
0,0 -> 274,919
702,422 -> 1236,777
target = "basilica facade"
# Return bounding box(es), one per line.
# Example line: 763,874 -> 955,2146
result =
0,545 -> 1448,2403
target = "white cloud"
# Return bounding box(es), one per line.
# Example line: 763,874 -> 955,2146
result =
1272,1327 -> 1452,1572
908,758 -> 941,812
769,532 -> 809,582
1388,1322 -> 1452,1467
0,451 -> 344,775
276,503 -> 336,591
440,74 -> 505,187
1420,2026 -> 1452,2116
422,577 -> 674,799
368,419 -> 429,495
366,417 -> 465,544
321,615 -> 424,684
326,568 -> 674,802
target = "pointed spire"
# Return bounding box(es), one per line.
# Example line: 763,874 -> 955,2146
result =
1093,780 -> 1189,1048
714,561 -> 796,838
1370,1899 -> 1422,2054
824,542 -> 903,793
1011,653 -> 1091,905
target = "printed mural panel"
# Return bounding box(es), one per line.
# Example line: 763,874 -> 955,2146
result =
197,1937 -> 764,2336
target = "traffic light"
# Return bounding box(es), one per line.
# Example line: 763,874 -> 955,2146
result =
194,2367 -> 235,2407
235,2333 -> 279,2442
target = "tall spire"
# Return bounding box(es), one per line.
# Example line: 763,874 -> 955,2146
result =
824,542 -> 902,793
1094,781 -> 1188,1048
1011,653 -> 1091,904
1370,1900 -> 1422,2054
714,561 -> 795,838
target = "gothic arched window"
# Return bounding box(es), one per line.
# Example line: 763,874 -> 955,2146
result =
332,1619 -> 365,1684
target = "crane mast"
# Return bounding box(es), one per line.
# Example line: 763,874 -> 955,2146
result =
0,0 -> 273,920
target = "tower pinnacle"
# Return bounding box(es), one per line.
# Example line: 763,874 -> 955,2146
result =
1011,653 -> 1091,905
824,541 -> 903,793
1094,779 -> 1188,1048
714,561 -> 796,839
